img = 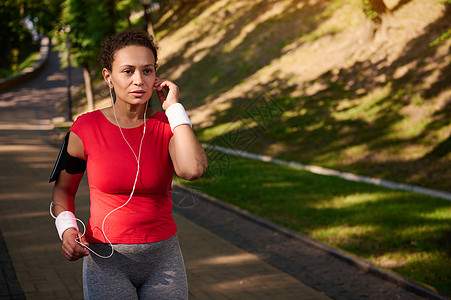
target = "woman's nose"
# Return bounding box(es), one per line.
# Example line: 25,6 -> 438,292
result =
133,72 -> 143,85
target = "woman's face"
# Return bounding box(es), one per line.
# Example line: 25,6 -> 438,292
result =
109,45 -> 156,106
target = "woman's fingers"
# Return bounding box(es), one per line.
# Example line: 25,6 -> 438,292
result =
77,232 -> 89,248
153,78 -> 179,110
62,229 -> 89,261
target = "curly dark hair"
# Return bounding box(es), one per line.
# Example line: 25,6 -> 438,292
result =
98,30 -> 158,71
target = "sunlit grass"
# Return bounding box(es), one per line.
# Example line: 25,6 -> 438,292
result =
198,121 -> 244,140
311,192 -> 386,209
0,51 -> 40,79
421,208 -> 451,220
17,52 -> 41,71
331,86 -> 392,123
371,250 -> 451,292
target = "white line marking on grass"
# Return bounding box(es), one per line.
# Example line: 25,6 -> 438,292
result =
203,144 -> 451,201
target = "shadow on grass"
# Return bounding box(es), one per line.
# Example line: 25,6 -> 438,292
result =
186,2 -> 451,192
284,4 -> 451,190
156,0 -> 332,108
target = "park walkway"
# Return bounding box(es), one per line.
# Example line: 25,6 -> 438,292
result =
0,48 -> 330,299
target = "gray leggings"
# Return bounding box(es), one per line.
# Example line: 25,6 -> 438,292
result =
82,235 -> 188,300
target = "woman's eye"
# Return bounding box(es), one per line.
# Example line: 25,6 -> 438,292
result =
144,69 -> 153,74
123,69 -> 133,74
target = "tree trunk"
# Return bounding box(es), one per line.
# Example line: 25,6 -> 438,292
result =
106,0 -> 116,35
147,22 -> 155,38
143,4 -> 155,38
369,0 -> 388,14
360,0 -> 390,41
83,67 -> 94,112
364,0 -> 387,24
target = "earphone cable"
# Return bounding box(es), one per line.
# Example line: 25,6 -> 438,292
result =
50,88 -> 148,259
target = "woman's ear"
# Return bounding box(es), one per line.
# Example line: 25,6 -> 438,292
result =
102,68 -> 113,88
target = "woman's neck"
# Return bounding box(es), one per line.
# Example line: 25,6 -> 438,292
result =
123,104 -> 146,121
106,103 -> 153,128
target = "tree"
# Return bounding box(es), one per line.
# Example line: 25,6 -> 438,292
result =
22,0 -> 64,36
115,0 -> 141,30
0,0 -> 64,68
52,0 -> 115,111
0,0 -> 63,73
0,2 -> 30,71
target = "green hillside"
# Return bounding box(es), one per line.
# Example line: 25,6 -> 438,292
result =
155,0 -> 451,193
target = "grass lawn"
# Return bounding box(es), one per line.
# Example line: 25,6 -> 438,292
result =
176,148 -> 451,295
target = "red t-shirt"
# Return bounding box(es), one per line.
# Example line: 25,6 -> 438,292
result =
70,110 -> 177,244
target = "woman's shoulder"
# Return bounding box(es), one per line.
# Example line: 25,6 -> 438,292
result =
151,110 -> 169,123
149,111 -> 172,137
70,110 -> 103,133
73,110 -> 102,124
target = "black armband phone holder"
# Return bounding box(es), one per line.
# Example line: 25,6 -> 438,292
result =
49,132 -> 87,183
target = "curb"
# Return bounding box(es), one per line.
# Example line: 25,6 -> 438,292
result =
0,37 -> 50,92
0,231 -> 25,299
173,182 -> 449,300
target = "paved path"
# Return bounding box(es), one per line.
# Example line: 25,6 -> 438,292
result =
0,48 -> 330,299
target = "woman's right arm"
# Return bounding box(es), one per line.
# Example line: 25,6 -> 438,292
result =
52,132 -> 89,261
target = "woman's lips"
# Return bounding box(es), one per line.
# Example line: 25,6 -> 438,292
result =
130,90 -> 146,97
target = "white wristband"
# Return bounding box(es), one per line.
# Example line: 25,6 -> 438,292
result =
165,103 -> 192,132
55,211 -> 79,240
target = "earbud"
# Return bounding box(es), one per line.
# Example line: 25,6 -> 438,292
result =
108,79 -> 111,84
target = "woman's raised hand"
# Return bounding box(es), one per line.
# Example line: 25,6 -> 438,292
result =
154,78 -> 180,111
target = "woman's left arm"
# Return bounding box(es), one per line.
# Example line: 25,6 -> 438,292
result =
154,78 -> 207,181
